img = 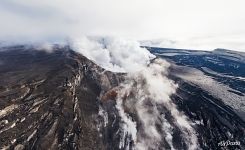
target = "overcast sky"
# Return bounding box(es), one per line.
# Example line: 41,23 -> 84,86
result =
0,0 -> 245,51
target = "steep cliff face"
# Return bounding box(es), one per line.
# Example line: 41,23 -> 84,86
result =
0,46 -> 124,149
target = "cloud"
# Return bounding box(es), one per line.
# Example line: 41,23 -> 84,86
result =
141,35 -> 245,52
0,0 -> 245,51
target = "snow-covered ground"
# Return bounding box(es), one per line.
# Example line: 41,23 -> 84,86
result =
173,64 -> 245,116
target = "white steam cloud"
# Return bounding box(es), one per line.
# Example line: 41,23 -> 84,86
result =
116,59 -> 199,150
71,37 -> 155,73
71,37 -> 199,150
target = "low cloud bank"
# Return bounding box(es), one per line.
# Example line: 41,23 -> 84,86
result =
140,36 -> 245,52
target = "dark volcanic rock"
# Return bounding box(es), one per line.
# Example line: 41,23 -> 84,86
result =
0,46 -> 123,150
149,47 -> 245,150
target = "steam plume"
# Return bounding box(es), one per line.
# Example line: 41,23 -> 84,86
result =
71,37 -> 199,150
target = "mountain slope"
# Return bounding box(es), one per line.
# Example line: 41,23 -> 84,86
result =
0,46 -> 124,149
0,46 -> 244,150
